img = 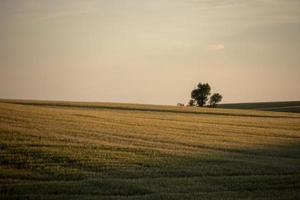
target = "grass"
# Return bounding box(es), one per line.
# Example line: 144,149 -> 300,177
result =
0,99 -> 300,199
219,101 -> 300,113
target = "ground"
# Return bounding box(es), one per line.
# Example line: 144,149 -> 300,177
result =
219,101 -> 300,113
0,100 -> 300,199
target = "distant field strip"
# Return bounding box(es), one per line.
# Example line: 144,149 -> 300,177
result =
1,99 -> 299,118
0,100 -> 300,199
262,106 -> 300,111
219,101 -> 300,113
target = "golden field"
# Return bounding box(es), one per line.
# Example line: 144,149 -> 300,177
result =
0,100 -> 299,199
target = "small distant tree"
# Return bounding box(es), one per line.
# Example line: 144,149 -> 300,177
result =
191,83 -> 211,107
188,99 -> 195,106
209,93 -> 223,107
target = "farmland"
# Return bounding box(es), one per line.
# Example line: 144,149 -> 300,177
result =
0,100 -> 300,199
219,101 -> 300,113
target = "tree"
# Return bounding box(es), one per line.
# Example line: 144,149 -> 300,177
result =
191,83 -> 211,107
188,99 -> 195,106
209,93 -> 223,107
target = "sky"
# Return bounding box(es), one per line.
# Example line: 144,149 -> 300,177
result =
0,0 -> 300,105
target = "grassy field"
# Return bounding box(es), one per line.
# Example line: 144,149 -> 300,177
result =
219,101 -> 300,113
0,99 -> 300,199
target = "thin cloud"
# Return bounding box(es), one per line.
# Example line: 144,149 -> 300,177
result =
5,0 -> 95,23
186,0 -> 243,8
208,44 -> 225,51
37,10 -> 90,22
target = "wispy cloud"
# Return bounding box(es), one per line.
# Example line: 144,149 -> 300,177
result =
36,10 -> 90,22
185,0 -> 243,8
208,44 -> 224,51
3,0 -> 94,23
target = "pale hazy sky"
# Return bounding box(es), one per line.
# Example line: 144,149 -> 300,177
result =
1,0 -> 300,104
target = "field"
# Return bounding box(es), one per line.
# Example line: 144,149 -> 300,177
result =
219,101 -> 300,113
0,99 -> 300,200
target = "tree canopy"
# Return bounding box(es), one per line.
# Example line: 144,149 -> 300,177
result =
190,83 -> 222,107
191,83 -> 211,107
209,93 -> 223,107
